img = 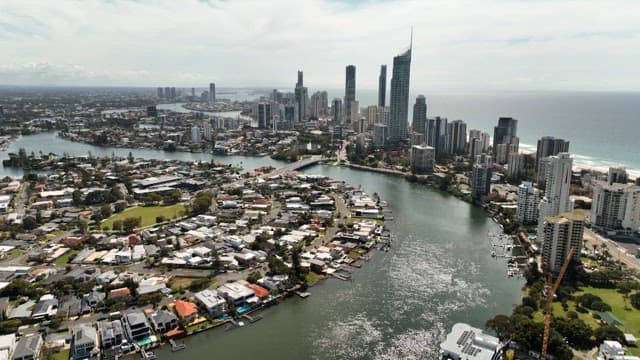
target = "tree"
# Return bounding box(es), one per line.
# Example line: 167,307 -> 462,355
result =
630,292 -> 640,310
554,317 -> 594,349
192,191 -> 212,215
246,271 -> 262,284
112,219 -> 123,232
72,190 -> 83,205
22,216 -> 37,230
486,314 -> 513,340
122,217 -> 141,233
594,325 -> 624,344
114,201 -> 127,213
100,205 -> 112,219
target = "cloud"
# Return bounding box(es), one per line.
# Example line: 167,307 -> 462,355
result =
0,0 -> 639,91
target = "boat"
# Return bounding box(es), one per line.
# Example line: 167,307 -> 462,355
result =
491,251 -> 496,258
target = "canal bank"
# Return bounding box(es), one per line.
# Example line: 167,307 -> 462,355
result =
155,165 -> 524,359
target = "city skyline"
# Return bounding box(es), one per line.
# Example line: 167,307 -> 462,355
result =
1,0 -> 639,90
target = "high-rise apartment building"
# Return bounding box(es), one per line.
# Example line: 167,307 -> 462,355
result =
344,65 -> 356,123
492,117 -> 518,154
517,182 -> 539,225
507,153 -> 524,181
378,65 -> 387,107
608,167 -> 629,185
332,98 -> 342,123
157,87 -> 164,98
209,83 -> 216,102
294,71 -> 308,123
542,211 -> 585,274
591,181 -> 640,233
536,136 -> 570,183
191,125 -> 201,144
426,117 -> 447,156
410,145 -> 435,174
537,153 -> 574,239
388,41 -> 412,142
445,120 -> 467,155
254,102 -> 272,129
412,95 -> 427,135
471,154 -> 493,202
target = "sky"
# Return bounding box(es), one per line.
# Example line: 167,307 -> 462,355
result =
1,0 -> 639,91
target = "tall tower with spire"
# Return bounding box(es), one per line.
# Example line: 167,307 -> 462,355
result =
388,29 -> 413,143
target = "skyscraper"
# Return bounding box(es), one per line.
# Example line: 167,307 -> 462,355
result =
517,182 -> 539,225
209,83 -> 216,102
536,136 -> 570,182
344,65 -> 356,123
378,65 -> 387,107
445,120 -> 467,155
164,87 -> 171,99
388,38 -> 412,142
426,117 -> 447,156
537,153 -> 574,239
332,98 -> 342,123
191,125 -> 201,144
542,211 -> 585,274
492,117 -> 518,156
471,154 -> 493,202
410,145 -> 435,174
294,71 -> 308,123
157,87 -> 163,98
254,102 -> 272,129
411,95 -> 426,135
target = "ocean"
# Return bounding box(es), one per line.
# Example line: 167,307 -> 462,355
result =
296,89 -> 640,176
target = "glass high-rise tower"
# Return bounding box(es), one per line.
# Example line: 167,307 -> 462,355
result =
378,65 -> 387,107
344,65 -> 356,124
388,37 -> 412,142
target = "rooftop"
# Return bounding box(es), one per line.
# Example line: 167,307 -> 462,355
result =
440,323 -> 500,360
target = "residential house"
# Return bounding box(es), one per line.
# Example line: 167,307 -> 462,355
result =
149,310 -> 178,335
11,335 -> 42,360
122,310 -> 152,343
194,289 -> 227,318
71,324 -> 99,360
98,320 -> 123,350
173,300 -> 198,322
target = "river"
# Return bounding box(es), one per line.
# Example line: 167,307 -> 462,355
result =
1,134 -> 523,358
0,132 -> 284,178
156,165 -> 523,359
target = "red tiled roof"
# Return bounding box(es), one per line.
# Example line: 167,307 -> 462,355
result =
245,284 -> 269,298
174,300 -> 198,319
108,287 -> 131,299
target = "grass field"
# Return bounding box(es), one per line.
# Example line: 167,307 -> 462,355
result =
50,348 -> 69,360
54,250 -> 79,265
101,204 -> 186,230
537,286 -> 640,356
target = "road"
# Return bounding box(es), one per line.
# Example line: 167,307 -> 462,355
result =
583,228 -> 640,272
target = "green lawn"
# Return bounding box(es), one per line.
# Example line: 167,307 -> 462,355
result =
54,250 -> 79,265
537,286 -> 640,356
50,348 -> 69,360
101,204 -> 186,230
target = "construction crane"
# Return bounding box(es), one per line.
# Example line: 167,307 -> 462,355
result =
541,246 -> 576,359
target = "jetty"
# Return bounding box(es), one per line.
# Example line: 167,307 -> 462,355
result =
169,339 -> 186,352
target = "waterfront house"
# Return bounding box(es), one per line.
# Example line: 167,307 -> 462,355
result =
194,289 -> 227,318
174,300 -> 198,322
71,324 -> 99,360
122,310 -> 152,343
217,282 -> 257,306
98,320 -> 123,350
11,334 -> 42,360
149,309 -> 179,335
